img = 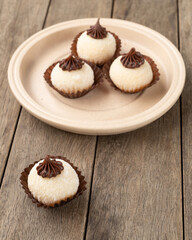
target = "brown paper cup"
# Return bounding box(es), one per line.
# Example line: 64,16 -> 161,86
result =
44,60 -> 104,99
20,156 -> 87,208
71,31 -> 121,66
103,55 -> 160,93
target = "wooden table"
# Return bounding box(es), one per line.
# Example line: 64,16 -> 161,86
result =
0,0 -> 191,239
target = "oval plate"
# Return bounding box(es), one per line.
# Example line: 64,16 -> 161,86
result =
8,18 -> 185,135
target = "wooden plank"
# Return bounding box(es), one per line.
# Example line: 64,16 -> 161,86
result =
179,0 -> 192,239
85,0 -> 183,239
0,0 -> 112,239
0,0 -> 50,180
0,112 -> 96,240
45,0 -> 112,26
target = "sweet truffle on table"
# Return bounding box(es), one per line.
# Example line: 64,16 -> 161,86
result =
104,48 -> 160,93
20,155 -> 86,207
71,18 -> 121,65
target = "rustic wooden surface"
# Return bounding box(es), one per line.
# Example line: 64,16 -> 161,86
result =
179,0 -> 192,239
86,1 -> 182,239
0,0 -> 50,182
0,0 -> 191,239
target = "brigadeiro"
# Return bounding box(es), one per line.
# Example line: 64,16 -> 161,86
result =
103,48 -> 160,93
44,55 -> 103,98
71,18 -> 121,66
20,155 -> 86,207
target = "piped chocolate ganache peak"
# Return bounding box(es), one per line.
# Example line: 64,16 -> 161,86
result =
59,55 -> 84,71
87,18 -> 107,39
37,155 -> 64,178
121,48 -> 144,68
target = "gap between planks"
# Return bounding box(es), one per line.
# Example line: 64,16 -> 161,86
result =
83,136 -> 98,240
177,0 -> 185,238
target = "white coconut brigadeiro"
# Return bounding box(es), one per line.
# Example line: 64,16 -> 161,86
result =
109,48 -> 159,93
51,55 -> 94,94
28,156 -> 79,206
76,18 -> 117,65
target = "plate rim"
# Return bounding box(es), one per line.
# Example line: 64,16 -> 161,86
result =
8,18 -> 186,135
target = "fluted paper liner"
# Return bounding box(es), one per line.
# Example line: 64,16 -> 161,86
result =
44,60 -> 104,99
71,31 -> 121,66
20,156 -> 87,208
103,55 -> 160,93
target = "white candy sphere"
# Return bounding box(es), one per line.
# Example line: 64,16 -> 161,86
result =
109,56 -> 153,92
77,31 -> 116,64
51,62 -> 94,94
28,159 -> 79,206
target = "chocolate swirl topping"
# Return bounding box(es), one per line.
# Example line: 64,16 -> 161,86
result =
120,48 -> 145,68
59,55 -> 84,71
36,155 -> 64,178
87,18 -> 107,39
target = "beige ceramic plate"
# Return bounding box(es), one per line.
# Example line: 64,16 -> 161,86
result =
8,18 -> 185,135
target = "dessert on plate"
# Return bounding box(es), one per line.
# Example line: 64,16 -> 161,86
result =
20,155 -> 86,208
44,55 -> 103,98
104,48 -> 160,93
71,18 -> 121,65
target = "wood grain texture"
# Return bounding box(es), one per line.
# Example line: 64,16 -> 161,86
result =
45,0 -> 112,26
113,0 -> 177,41
0,111 -> 96,240
179,0 -> 192,239
85,0 -> 183,239
0,0 -> 50,180
0,0 -> 112,239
